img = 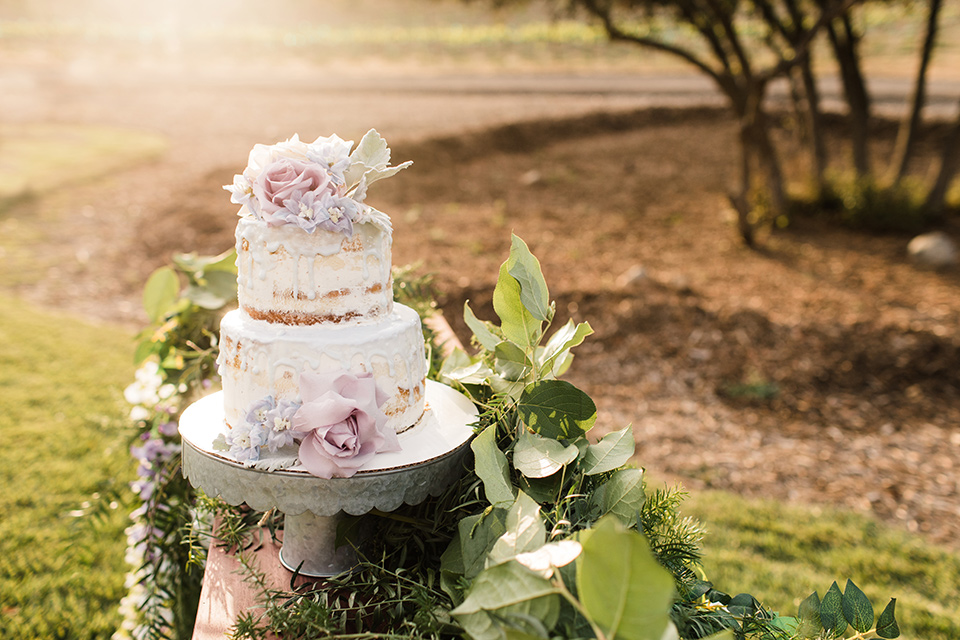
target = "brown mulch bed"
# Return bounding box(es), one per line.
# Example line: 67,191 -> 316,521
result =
11,106 -> 960,547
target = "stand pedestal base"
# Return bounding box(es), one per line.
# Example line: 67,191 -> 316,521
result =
278,511 -> 356,577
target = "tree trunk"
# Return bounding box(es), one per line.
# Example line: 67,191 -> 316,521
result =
727,83 -> 786,246
827,14 -> 871,178
923,95 -> 960,217
797,57 -> 829,193
890,0 -> 942,185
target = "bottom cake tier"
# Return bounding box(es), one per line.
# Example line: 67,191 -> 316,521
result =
217,303 -> 426,434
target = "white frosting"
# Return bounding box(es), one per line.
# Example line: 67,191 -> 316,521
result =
218,304 -> 427,434
236,216 -> 393,325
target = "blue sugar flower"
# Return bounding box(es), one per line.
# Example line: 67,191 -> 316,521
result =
245,396 -> 276,427
264,399 -> 302,452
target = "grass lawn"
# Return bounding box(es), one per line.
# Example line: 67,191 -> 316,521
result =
685,491 -> 960,638
0,296 -> 135,639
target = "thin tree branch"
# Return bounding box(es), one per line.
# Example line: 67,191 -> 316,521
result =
578,0 -> 725,87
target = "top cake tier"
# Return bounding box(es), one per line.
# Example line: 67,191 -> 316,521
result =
236,216 -> 393,326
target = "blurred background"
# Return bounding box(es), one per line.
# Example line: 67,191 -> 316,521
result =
2,0 -> 960,638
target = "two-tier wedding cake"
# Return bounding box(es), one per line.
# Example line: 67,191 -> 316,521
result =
215,131 -> 425,479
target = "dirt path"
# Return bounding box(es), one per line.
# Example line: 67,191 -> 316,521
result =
3,44 -> 959,548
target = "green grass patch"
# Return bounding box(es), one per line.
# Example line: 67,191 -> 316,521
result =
0,124 -> 167,204
0,295 -> 136,639
684,490 -> 960,639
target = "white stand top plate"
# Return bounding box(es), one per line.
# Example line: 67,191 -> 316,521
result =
179,380 -> 479,517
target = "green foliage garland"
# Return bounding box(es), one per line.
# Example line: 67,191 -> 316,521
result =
121,235 -> 901,640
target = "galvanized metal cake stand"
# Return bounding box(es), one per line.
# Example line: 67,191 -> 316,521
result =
178,380 -> 477,577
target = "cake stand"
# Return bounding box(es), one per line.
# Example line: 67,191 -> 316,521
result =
179,380 -> 478,577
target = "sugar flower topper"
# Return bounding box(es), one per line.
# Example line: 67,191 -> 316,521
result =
291,370 -> 401,479
224,130 -> 410,237
225,395 -> 302,462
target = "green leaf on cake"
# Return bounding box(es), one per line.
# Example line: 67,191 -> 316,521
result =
513,428 -> 579,479
518,380 -> 596,440
581,425 -> 636,476
472,424 -> 516,505
576,516 -> 675,640
143,266 -> 180,323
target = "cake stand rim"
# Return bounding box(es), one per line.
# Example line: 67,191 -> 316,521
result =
178,379 -> 478,478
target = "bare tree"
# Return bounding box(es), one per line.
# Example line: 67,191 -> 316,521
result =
890,0 -> 943,185
574,0 -> 852,245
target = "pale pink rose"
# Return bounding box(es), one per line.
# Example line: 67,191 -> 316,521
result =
252,157 -> 337,218
291,371 -> 401,479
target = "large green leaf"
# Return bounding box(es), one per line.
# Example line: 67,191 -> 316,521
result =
599,468 -> 646,525
514,428 -> 580,479
876,599 -> 900,639
576,516 -> 674,640
142,266 -> 180,323
518,380 -> 597,440
452,560 -> 560,616
472,425 -> 516,505
489,492 -> 546,566
493,236 -> 543,348
819,582 -> 847,636
580,425 -> 635,475
842,580 -> 874,634
464,301 -> 502,351
506,235 -> 551,322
